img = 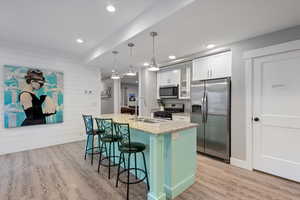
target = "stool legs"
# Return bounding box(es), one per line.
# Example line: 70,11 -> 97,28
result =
142,152 -> 150,191
116,152 -> 123,188
134,153 -> 137,177
84,135 -> 89,160
98,142 -> 104,173
91,135 -> 94,165
115,151 -> 150,199
126,153 -> 131,200
108,142 -> 112,179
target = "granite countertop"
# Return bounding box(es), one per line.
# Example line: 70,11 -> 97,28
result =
96,114 -> 198,135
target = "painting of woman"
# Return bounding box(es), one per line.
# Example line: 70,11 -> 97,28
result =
19,69 -> 57,126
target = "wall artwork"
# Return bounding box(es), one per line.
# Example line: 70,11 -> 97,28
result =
3,65 -> 64,128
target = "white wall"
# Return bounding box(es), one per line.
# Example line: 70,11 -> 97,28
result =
0,47 -> 101,155
101,79 -> 114,114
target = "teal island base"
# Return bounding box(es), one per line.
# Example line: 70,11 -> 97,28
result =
88,126 -> 197,200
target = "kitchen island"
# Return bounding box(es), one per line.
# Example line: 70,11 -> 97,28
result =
89,114 -> 198,200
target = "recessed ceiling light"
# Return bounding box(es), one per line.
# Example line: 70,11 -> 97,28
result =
106,4 -> 116,12
168,55 -> 176,60
143,62 -> 149,66
76,38 -> 84,44
206,44 -> 215,49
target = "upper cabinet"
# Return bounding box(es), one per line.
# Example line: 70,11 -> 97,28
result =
157,61 -> 191,99
192,51 -> 232,81
179,62 -> 191,99
157,69 -> 180,87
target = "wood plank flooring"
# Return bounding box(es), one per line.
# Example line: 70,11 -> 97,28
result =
0,141 -> 299,200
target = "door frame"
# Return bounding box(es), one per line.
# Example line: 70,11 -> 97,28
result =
243,39 -> 300,170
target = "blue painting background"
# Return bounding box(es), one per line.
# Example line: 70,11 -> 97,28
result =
3,65 -> 64,128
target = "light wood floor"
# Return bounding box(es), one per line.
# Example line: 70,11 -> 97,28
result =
0,141 -> 300,200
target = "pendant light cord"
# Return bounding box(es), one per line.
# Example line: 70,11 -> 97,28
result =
152,35 -> 155,58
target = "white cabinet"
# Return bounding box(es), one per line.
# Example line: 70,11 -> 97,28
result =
210,51 -> 232,79
179,63 -> 191,99
157,62 -> 192,99
192,56 -> 210,81
192,51 -> 232,81
158,69 -> 180,87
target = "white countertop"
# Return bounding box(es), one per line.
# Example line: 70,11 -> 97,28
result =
96,114 -> 197,135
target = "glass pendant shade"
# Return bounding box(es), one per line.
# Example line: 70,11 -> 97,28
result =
148,57 -> 159,71
126,66 -> 136,76
126,43 -> 136,76
111,51 -> 121,79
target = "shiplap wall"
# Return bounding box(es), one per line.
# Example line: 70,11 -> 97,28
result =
0,47 -> 101,155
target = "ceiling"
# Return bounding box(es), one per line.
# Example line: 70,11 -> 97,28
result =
94,0 -> 300,76
0,0 -> 300,79
0,0 -> 158,59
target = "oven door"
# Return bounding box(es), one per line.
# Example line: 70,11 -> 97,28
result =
159,86 -> 178,99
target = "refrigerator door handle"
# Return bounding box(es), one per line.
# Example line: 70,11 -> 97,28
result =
205,91 -> 208,123
201,92 -> 206,123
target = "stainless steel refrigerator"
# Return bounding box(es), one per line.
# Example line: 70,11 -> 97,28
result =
191,78 -> 231,162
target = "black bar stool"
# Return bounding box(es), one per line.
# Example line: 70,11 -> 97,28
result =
95,118 -> 123,179
114,122 -> 150,200
82,115 -> 104,165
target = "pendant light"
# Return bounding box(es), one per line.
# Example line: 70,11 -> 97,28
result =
148,32 -> 159,71
126,43 -> 136,76
111,51 -> 120,80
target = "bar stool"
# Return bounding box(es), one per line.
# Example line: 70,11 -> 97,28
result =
114,122 -> 150,200
95,118 -> 122,179
82,115 -> 104,165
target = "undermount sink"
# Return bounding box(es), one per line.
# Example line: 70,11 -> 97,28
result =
130,117 -> 164,123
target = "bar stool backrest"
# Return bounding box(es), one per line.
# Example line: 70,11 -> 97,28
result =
114,122 -> 131,147
82,115 -> 93,135
95,118 -> 114,137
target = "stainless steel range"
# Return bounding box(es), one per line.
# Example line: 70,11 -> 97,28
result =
153,103 -> 184,120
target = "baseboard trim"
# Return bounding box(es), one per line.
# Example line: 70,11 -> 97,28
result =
164,174 -> 195,199
230,157 -> 251,170
147,192 -> 167,200
0,134 -> 86,156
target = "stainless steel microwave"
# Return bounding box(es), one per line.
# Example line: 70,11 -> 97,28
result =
159,85 -> 178,99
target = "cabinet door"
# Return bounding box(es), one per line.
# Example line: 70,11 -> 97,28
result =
179,65 -> 191,99
210,51 -> 232,79
159,69 -> 180,86
192,57 -> 210,81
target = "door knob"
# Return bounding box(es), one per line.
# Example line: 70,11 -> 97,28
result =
253,117 -> 260,122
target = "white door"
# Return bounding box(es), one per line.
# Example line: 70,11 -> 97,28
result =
253,49 -> 300,182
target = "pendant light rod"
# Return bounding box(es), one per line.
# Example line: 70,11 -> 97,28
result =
148,31 -> 159,71
128,43 -> 134,66
150,32 -> 158,58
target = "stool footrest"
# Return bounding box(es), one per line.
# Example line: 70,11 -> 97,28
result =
99,155 -> 124,167
86,146 -> 105,155
118,168 -> 147,185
